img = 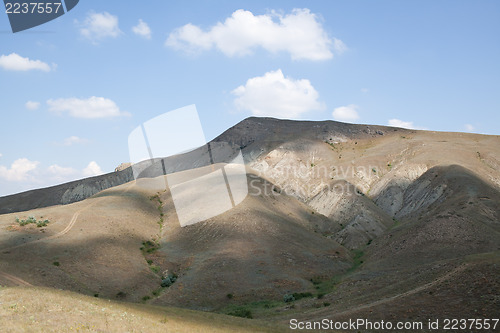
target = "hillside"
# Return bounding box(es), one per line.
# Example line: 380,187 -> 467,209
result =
1,117 -> 499,330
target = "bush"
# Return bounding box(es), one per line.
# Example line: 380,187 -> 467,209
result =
161,273 -> 177,288
16,216 -> 50,227
116,291 -> 126,298
283,294 -> 295,303
226,293 -> 233,299
53,261 -> 60,266
227,307 -> 253,319
292,292 -> 313,301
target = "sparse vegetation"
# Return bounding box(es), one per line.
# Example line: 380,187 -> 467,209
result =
226,293 -> 233,299
227,307 -> 253,319
15,216 -> 50,227
116,291 -> 126,298
140,240 -> 159,253
283,294 -> 295,303
52,261 -> 60,266
283,292 -> 313,303
222,300 -> 281,319
161,273 -> 178,288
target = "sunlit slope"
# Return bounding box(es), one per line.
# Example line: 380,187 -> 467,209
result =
0,286 -> 287,333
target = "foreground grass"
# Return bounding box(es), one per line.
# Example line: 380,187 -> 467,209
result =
0,287 -> 288,333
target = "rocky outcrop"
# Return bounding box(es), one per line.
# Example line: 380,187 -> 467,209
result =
0,167 -> 133,214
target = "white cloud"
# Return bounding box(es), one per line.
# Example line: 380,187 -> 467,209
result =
78,12 -> 121,43
61,136 -> 88,146
388,119 -> 426,130
333,38 -> 347,54
47,96 -> 129,119
83,161 -> 103,177
0,158 -> 39,182
464,124 -> 476,132
47,164 -> 79,182
231,69 -> 324,118
361,88 -> 369,93
0,159 -> 109,196
0,153 -> 2,158
132,19 -> 151,39
0,53 -> 52,72
332,104 -> 360,122
166,8 -> 342,60
25,101 -> 40,110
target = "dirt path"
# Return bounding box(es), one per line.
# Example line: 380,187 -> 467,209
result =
0,182 -> 138,288
0,271 -> 33,287
0,205 -> 92,287
0,203 -> 94,254
320,263 -> 471,319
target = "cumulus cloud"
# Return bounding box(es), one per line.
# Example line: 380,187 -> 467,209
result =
25,101 -> 40,110
0,158 -> 39,182
388,119 -> 426,130
231,69 -> 324,118
78,12 -> 121,43
0,159 -> 107,196
83,161 -> 103,177
332,104 -> 360,122
47,96 -> 129,119
0,53 -> 52,72
47,164 -> 79,182
166,8 -> 342,60
132,19 -> 151,39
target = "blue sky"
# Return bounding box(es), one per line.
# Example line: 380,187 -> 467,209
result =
0,0 -> 499,196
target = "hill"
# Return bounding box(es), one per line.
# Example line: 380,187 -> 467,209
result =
1,117 -> 499,329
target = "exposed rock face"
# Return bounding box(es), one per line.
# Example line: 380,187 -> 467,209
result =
308,180 -> 393,249
0,167 -> 133,214
114,162 -> 132,172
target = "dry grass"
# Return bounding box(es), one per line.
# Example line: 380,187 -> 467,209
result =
0,286 -> 287,332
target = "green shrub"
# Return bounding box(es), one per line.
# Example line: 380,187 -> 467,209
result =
53,261 -> 60,266
226,293 -> 233,299
283,294 -> 295,303
292,292 -> 313,301
227,307 -> 252,319
161,273 -> 177,288
16,216 -> 50,227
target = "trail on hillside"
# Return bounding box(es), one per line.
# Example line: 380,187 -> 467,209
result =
0,183 -> 138,287
0,271 -> 32,287
317,263 -> 471,319
0,203 -> 94,253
